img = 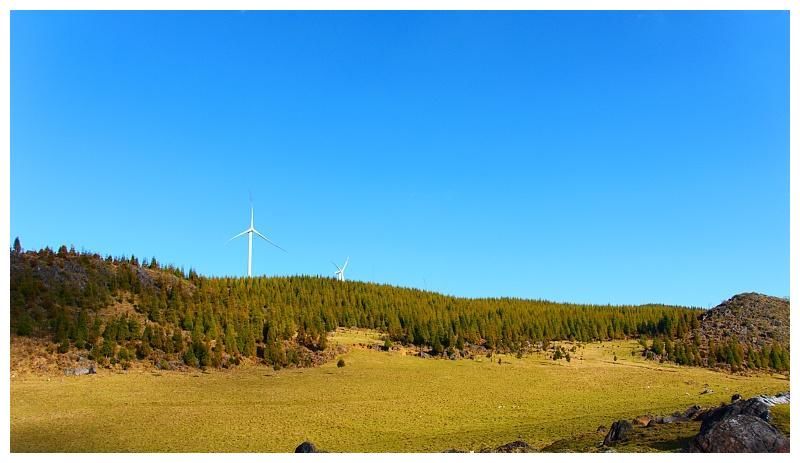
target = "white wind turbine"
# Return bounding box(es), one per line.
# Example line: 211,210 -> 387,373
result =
229,206 -> 285,277
332,257 -> 349,282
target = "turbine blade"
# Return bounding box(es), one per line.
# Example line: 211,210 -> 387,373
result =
228,229 -> 249,241
332,262 -> 341,271
342,257 -> 349,270
252,229 -> 287,252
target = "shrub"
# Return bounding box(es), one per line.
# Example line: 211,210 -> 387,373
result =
337,358 -> 346,368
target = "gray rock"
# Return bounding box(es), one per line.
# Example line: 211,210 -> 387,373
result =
295,441 -> 319,453
691,414 -> 789,452
690,398 -> 789,452
755,392 -> 790,406
603,420 -> 633,446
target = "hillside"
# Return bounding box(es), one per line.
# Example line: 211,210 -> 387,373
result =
639,293 -> 790,371
9,245 -> 787,372
698,293 -> 789,347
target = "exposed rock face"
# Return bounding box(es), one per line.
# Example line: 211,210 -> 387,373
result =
295,441 -> 319,453
690,398 -> 789,453
603,420 -> 633,446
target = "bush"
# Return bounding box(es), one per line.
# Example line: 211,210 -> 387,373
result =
337,358 -> 346,368
58,338 -> 70,354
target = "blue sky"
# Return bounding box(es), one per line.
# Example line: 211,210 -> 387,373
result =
11,11 -> 789,307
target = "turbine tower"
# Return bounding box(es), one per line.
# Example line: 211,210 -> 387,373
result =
332,257 -> 349,282
229,206 -> 285,277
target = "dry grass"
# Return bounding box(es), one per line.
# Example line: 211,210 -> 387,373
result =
10,332 -> 788,452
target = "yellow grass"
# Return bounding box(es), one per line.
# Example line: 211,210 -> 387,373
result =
10,333 -> 788,452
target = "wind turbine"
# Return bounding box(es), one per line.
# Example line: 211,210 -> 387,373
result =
229,206 -> 285,277
332,257 -> 349,282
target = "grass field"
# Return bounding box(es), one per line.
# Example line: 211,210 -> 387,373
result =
10,330 -> 789,452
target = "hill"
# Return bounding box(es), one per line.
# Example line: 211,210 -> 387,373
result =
9,245 -> 787,372
698,293 -> 789,347
639,293 -> 790,371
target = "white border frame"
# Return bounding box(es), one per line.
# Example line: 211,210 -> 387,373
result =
1,2 -> 796,461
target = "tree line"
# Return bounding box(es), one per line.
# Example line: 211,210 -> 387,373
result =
9,243 -> 788,372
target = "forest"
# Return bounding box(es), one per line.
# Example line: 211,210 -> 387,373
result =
9,242 -> 788,372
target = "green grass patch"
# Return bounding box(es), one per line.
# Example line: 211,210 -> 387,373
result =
771,403 -> 790,436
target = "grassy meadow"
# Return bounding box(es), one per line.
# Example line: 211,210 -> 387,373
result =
10,330 -> 788,452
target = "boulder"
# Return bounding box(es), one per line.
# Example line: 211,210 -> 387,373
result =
731,394 -> 742,403
690,398 -> 788,453
295,441 -> 319,453
698,398 -> 770,429
691,414 -> 789,453
603,420 -> 633,446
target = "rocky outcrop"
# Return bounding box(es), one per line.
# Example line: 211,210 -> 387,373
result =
697,293 -> 789,349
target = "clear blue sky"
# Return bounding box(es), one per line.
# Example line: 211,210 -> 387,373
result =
11,11 -> 789,307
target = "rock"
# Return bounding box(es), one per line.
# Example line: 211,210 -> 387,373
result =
295,441 -> 319,453
699,398 -> 770,428
691,414 -> 789,453
63,364 -> 96,376
681,405 -> 703,421
492,440 -> 533,453
731,394 -> 742,403
603,420 -> 633,446
755,392 -> 790,406
632,415 -> 652,427
701,388 -> 714,395
690,398 -> 788,452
